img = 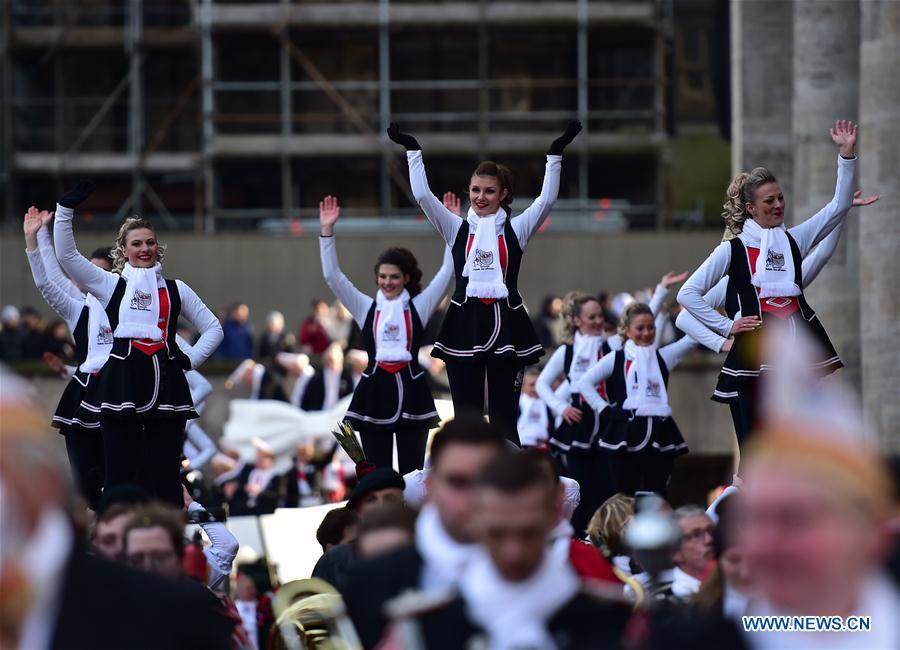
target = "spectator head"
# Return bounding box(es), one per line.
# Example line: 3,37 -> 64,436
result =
89,246 -> 114,272
741,430 -> 894,616
1,305 -> 20,327
47,319 -> 69,343
123,503 -> 186,578
20,307 -> 41,331
355,502 -> 417,560
521,367 -> 540,398
294,438 -> 315,464
540,295 -> 562,318
235,574 -> 258,602
475,451 -> 558,582
711,494 -> 752,595
252,437 -> 275,469
310,298 -> 329,318
265,311 -> 285,334
587,493 -> 635,559
347,468 -> 405,516
427,415 -> 507,543
323,342 -> 344,371
316,507 -> 360,553
226,303 -> 250,324
672,505 -> 714,579
93,502 -> 142,561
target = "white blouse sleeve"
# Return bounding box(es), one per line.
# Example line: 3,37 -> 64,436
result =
53,205 -> 119,306
175,280 -> 223,369
511,155 -> 562,247
406,150 -> 463,246
677,241 -> 734,338
577,353 -> 616,414
648,283 -> 668,317
536,346 -> 571,416
801,219 -> 845,287
26,248 -> 83,330
185,421 -> 217,469
37,225 -> 83,303
413,245 -> 454,323
788,155 -> 857,257
659,334 -> 698,371
675,309 -> 727,353
319,236 -> 374,328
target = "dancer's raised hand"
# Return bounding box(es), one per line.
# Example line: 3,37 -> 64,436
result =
59,180 -> 96,209
23,206 -> 42,242
547,121 -> 583,155
387,123 -> 422,151
829,120 -> 857,157
319,195 -> 341,236
851,190 -> 880,207
660,271 -> 689,289
442,192 -> 462,217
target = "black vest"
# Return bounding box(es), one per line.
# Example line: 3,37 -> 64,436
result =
105,277 -> 189,367
300,368 -> 354,411
450,219 -> 525,308
724,234 -> 816,321
360,300 -> 425,376
604,350 -> 670,406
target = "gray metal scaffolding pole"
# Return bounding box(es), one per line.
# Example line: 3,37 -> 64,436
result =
200,0 -> 216,233
279,2 -> 294,218
577,0 -> 589,206
378,0 -> 391,215
127,0 -> 144,216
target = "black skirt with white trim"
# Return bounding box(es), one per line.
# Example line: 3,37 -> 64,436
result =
713,311 -> 842,404
52,370 -> 102,432
345,365 -> 440,432
432,299 -> 544,366
596,407 -> 689,456
77,347 -> 196,421
549,395 -> 600,455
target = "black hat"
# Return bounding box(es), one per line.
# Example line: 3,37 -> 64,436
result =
347,467 -> 405,510
95,483 -> 150,518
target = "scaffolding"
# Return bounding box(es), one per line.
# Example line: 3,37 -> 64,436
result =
2,0 -> 674,233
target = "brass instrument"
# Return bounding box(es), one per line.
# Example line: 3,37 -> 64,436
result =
268,578 -> 362,650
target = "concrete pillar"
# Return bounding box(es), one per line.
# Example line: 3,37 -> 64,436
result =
730,0 -> 794,199
791,0 -> 861,389
858,0 -> 900,452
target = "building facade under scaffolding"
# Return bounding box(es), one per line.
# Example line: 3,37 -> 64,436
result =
1,0 -> 729,233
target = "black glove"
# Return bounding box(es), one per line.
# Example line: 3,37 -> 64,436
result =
59,180 -> 96,209
547,121 -> 583,155
387,123 -> 422,151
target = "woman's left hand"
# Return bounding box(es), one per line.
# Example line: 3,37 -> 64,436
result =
660,271 -> 689,289
830,120 -> 857,157
547,121 -> 583,155
851,190 -> 880,207
442,192 -> 462,217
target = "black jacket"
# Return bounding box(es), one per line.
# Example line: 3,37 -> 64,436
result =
343,544 -> 424,649
51,548 -> 233,650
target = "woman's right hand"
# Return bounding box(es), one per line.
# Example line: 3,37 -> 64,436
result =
58,180 -> 96,210
721,338 -> 734,353
387,123 -> 422,151
23,206 -> 42,248
730,316 -> 761,336
562,406 -> 583,424
442,192 -> 462,217
319,195 -> 340,236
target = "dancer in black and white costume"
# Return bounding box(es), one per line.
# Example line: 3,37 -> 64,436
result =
389,121 -> 582,443
576,302 -> 696,496
676,189 -> 878,354
319,195 -> 454,473
677,120 -> 858,446
54,182 -> 223,507
23,207 -> 113,508
537,279 -> 679,534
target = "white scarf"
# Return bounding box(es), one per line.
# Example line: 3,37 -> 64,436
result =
415,503 -> 477,593
115,262 -> 164,340
622,340 -> 671,417
569,331 -> 604,385
741,219 -> 800,298
462,209 -> 509,299
460,537 -> 579,650
374,289 -> 412,362
80,293 -> 113,373
517,393 -> 549,447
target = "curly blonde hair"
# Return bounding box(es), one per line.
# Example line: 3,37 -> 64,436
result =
587,493 -> 635,558
616,302 -> 653,341
560,291 -> 601,341
111,217 -> 165,273
721,167 -> 778,240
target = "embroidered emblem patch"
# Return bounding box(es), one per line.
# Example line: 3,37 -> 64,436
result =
473,248 -> 494,271
765,250 -> 786,271
97,325 -> 113,345
130,290 -> 153,311
574,356 -> 591,371
382,323 -> 401,341
646,380 -> 661,398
